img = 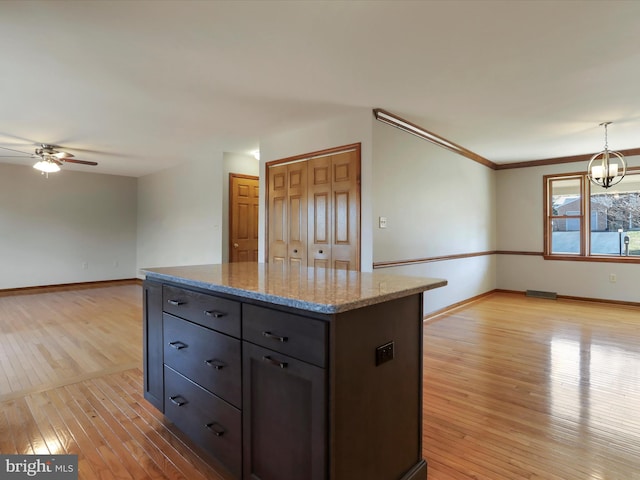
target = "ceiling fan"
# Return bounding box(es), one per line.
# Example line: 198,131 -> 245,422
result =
0,144 -> 98,176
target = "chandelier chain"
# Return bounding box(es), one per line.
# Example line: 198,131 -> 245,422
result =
600,121 -> 611,150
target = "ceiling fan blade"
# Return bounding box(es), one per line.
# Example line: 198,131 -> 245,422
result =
0,155 -> 34,158
63,158 -> 98,166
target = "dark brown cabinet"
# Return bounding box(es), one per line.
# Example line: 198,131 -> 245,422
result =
164,365 -> 242,477
163,313 -> 242,408
143,279 -> 163,411
242,342 -> 326,480
143,276 -> 428,480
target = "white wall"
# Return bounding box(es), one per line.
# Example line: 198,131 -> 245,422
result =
496,156 -> 640,302
371,121 -> 497,314
222,152 -> 260,262
0,164 -> 137,289
136,153 -> 224,272
259,108 -> 374,270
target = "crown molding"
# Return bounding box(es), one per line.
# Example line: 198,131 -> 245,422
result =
373,108 -> 640,171
373,108 -> 497,169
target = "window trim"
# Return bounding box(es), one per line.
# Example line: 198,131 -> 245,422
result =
544,167 -> 640,264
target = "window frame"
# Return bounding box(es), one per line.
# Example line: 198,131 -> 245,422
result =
544,167 -> 640,264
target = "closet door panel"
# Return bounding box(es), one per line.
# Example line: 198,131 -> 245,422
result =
268,164 -> 288,266
287,162 -> 308,269
308,156 -> 332,269
331,151 -> 360,271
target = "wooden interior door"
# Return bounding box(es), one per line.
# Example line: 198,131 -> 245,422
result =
229,174 -> 259,262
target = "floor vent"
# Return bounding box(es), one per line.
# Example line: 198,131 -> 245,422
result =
526,290 -> 557,300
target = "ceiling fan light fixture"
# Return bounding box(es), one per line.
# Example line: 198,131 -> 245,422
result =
587,122 -> 626,189
33,159 -> 61,173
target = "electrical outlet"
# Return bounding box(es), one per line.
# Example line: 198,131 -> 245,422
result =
375,341 -> 394,366
609,273 -> 617,283
82,262 -> 88,270
379,216 -> 387,229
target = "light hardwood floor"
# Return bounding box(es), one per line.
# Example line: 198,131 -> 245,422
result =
423,292 -> 640,480
0,283 -> 231,480
1,285 -> 639,479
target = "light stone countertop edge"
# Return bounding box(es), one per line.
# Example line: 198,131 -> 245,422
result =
142,265 -> 448,315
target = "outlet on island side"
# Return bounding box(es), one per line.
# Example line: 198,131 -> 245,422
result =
375,341 -> 394,366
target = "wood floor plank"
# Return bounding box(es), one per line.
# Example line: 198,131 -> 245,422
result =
62,382 -> 137,480
23,393 -> 65,455
81,380 -> 165,480
4,398 -> 35,455
0,406 -> 17,454
44,388 -> 112,480
90,377 -> 186,480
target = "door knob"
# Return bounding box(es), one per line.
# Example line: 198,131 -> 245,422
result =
233,243 -> 239,248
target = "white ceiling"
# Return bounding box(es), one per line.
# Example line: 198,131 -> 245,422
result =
2,0 -> 640,177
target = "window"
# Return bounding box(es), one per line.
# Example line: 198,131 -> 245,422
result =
544,169 -> 640,262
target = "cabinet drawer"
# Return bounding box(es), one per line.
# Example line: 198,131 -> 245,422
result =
163,285 -> 241,338
243,304 -> 327,368
164,365 -> 241,478
163,313 -> 241,408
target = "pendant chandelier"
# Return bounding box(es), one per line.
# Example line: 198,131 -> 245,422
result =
587,122 -> 626,189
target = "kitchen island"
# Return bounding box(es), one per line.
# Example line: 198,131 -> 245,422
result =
142,263 -> 446,480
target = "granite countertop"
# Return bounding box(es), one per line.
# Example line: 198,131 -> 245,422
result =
142,263 -> 447,314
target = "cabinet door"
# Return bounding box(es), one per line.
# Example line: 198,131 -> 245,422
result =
143,279 -> 164,411
243,342 -> 326,480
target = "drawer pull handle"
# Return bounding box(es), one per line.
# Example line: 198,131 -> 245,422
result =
262,331 -> 288,343
169,395 -> 187,407
168,341 -> 188,350
167,299 -> 185,306
204,310 -> 226,318
204,359 -> 226,370
205,422 -> 226,437
263,355 -> 288,369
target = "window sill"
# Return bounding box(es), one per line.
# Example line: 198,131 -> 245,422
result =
543,255 -> 640,264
